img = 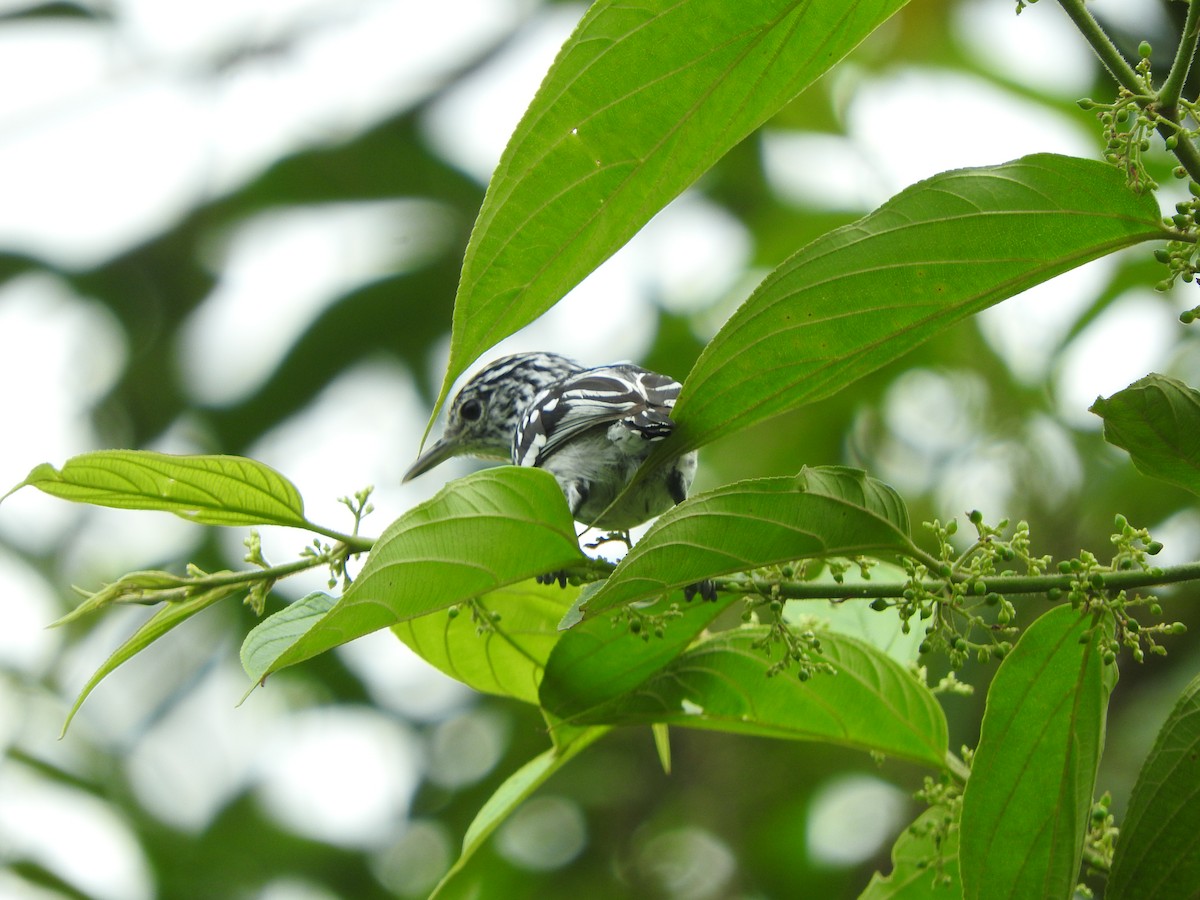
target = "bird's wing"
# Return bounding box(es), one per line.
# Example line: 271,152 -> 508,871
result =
514,366 -> 681,467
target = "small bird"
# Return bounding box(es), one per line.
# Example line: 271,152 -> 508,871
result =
404,352 -> 698,532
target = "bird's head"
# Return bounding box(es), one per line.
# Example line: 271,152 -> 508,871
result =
403,352 -> 582,481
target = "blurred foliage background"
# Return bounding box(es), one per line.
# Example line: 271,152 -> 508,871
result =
2,0 -> 1200,898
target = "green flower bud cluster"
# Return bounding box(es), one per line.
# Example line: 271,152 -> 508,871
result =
900,517 -> 1046,671
750,597 -> 835,682
623,600 -> 684,642
909,775 -> 962,887
1153,196 -> 1200,291
1059,515 -> 1183,665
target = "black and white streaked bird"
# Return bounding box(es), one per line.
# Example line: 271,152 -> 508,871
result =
403,352 -> 698,531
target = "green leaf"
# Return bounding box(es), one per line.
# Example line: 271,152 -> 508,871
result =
1107,672 -> 1200,900
959,605 -> 1116,900
435,0 -> 912,414
1090,373 -> 1200,497
6,450 -> 311,529
859,805 -> 961,899
240,591 -> 336,688
247,467 -> 591,679
63,583 -> 240,734
668,154 -> 1166,454
429,726 -> 608,900
541,591 -> 740,721
580,466 -> 918,620
577,628 -> 948,769
391,582 -> 577,705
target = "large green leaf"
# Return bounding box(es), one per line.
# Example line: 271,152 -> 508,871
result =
576,627 -> 949,769
429,726 -> 609,900
860,805 -> 961,899
666,154 -> 1167,454
243,467 -> 592,681
959,605 -> 1116,900
6,450 -> 311,528
580,466 -> 918,620
540,591 -> 740,722
1090,373 -> 1200,498
435,0 -> 912,415
1107,672 -> 1200,900
391,582 -> 577,705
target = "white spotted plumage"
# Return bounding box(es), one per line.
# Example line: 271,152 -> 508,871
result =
404,352 -> 697,530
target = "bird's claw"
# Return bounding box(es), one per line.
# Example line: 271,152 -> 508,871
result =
683,579 -> 717,602
537,571 -> 570,589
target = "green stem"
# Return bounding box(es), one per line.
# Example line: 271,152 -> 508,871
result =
945,751 -> 971,783
1160,0 -> 1200,109
1058,0 -> 1200,185
1055,0 -> 1142,90
304,522 -> 375,554
721,560 -> 1200,601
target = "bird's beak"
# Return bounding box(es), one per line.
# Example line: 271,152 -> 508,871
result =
402,437 -> 458,482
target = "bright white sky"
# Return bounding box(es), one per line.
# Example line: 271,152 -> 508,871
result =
0,0 -> 1192,897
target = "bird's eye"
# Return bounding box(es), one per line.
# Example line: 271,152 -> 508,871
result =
459,399 -> 484,422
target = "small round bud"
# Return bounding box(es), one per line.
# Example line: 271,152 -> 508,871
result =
1058,560 -> 1073,574
1147,540 -> 1164,555
630,618 -> 642,634
1139,40 -> 1152,58
1127,618 -> 1140,633
972,580 -> 986,596
1115,515 -> 1129,533
1190,181 -> 1200,197
968,509 -> 984,525
919,641 -> 931,655
1182,309 -> 1197,324
985,592 -> 1001,606
447,605 -> 460,619
1166,135 -> 1179,150
1150,602 -> 1162,616
1048,588 -> 1062,602
870,598 -> 889,612
954,637 -> 968,652
939,564 -> 953,579
1076,98 -> 1096,110
1172,622 -> 1188,635
1103,650 -> 1117,665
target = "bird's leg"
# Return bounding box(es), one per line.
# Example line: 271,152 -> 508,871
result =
584,530 -> 632,550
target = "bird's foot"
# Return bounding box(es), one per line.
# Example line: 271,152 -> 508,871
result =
584,530 -> 633,550
536,571 -> 570,589
683,579 -> 717,602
